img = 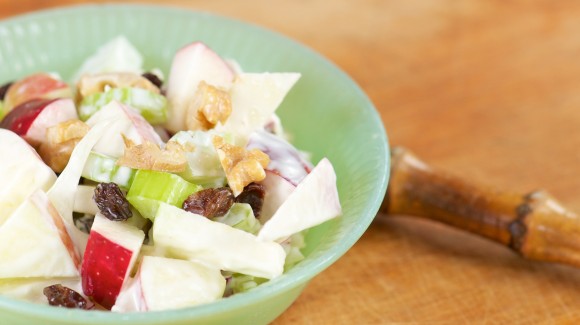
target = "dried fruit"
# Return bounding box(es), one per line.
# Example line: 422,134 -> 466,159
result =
235,183 -> 265,217
186,81 -> 232,131
183,187 -> 235,218
142,72 -> 163,90
116,137 -> 188,173
43,284 -> 90,309
213,135 -> 270,196
0,81 -> 13,101
94,182 -> 133,221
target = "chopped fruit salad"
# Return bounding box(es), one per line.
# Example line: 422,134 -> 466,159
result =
0,36 -> 341,312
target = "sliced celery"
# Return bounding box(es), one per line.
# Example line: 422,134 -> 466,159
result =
127,170 -> 201,220
79,87 -> 167,124
0,101 -> 4,120
82,152 -> 135,189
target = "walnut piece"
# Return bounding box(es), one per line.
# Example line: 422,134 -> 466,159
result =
38,120 -> 90,173
212,135 -> 270,196
186,81 -> 232,131
116,137 -> 188,173
76,72 -> 160,102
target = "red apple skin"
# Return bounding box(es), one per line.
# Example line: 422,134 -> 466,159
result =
81,231 -> 134,310
4,73 -> 72,112
0,99 -> 56,136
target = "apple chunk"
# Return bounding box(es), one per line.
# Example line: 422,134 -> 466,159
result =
258,158 -> 342,242
259,170 -> 296,223
113,256 -> 225,312
3,73 -> 72,113
153,203 -> 286,279
0,190 -> 80,279
165,42 -> 235,133
0,129 -> 56,226
86,101 -> 163,158
0,98 -> 78,146
81,213 -> 145,309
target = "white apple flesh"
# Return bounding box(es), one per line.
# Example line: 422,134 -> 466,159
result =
165,42 -> 235,133
113,256 -> 225,312
85,101 -> 163,158
259,170 -> 296,223
0,98 -> 77,146
216,72 -> 300,146
153,203 -> 286,279
0,190 -> 80,278
258,158 -> 342,242
0,129 -> 56,226
81,213 -> 145,309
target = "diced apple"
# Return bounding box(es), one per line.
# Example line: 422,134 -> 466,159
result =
3,73 -> 72,113
259,171 -> 296,223
215,73 -> 300,146
0,190 -> 80,278
0,129 -> 56,225
153,203 -> 286,279
247,130 -> 312,185
165,42 -> 235,133
81,213 -> 145,310
113,256 -> 225,312
85,101 -> 163,158
73,185 -> 98,215
258,158 -> 341,243
72,36 -> 144,82
0,98 -> 78,146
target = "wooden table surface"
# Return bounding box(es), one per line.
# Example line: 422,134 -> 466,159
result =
3,0 -> 580,323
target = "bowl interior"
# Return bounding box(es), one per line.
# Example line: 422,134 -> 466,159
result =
0,4 -> 389,324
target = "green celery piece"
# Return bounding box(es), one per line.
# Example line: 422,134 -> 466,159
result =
0,101 -> 4,120
127,170 -> 201,220
82,152 -> 135,189
79,87 -> 167,124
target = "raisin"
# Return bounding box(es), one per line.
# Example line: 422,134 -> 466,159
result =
235,183 -> 265,218
142,72 -> 163,90
43,284 -> 89,309
183,187 -> 234,218
0,81 -> 13,101
93,183 -> 133,221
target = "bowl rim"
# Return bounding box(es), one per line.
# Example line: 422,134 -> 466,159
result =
0,3 -> 390,323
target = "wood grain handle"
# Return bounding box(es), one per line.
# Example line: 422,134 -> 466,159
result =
381,147 -> 580,268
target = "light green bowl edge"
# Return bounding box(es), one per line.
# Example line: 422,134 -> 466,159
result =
0,3 -> 390,325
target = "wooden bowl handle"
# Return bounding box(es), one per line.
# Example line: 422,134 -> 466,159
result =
381,146 -> 580,268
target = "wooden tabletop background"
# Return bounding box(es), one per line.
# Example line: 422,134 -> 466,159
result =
3,0 -> 580,323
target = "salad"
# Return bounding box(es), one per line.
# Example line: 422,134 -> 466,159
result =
0,36 -> 341,312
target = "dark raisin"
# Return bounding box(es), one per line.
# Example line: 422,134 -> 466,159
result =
0,81 -> 13,101
235,183 -> 265,218
183,187 -> 234,218
142,72 -> 163,90
43,284 -> 89,309
93,183 -> 133,221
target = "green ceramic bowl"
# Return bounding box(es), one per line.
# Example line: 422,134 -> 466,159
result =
0,4 -> 389,325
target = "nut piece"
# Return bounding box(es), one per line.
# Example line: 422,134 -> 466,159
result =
212,135 -> 270,196
186,81 -> 232,131
116,137 -> 188,173
38,120 -> 89,173
76,72 -> 160,102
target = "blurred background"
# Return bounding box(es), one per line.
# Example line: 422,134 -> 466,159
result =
2,0 -> 580,323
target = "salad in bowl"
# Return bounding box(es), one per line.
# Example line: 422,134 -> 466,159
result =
0,36 -> 341,312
